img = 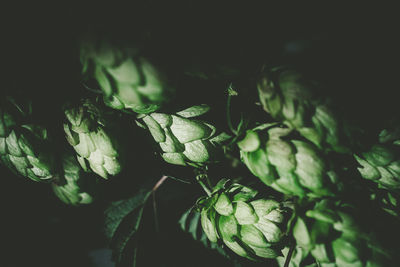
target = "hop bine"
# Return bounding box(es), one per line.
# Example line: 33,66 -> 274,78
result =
198,180 -> 293,260
292,199 -> 393,266
63,99 -> 124,179
257,66 -> 353,154
238,123 -> 343,198
354,126 -> 400,190
0,96 -> 56,182
52,150 -> 99,206
80,38 -> 174,114
139,104 -> 230,167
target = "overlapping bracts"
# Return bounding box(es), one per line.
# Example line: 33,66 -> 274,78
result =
238,124 -> 342,198
141,105 -> 230,167
0,97 -> 56,182
199,181 -> 293,260
64,99 -> 124,179
81,39 -> 174,114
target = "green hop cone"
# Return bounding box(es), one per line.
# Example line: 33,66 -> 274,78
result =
140,104 -> 230,167
80,38 -> 174,114
257,66 -> 350,153
238,123 -> 342,198
0,97 -> 56,182
52,150 -> 99,205
63,99 -> 124,179
199,181 -> 293,260
292,200 -> 391,266
354,127 -> 400,190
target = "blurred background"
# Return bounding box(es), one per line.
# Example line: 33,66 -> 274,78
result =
1,2 -> 399,266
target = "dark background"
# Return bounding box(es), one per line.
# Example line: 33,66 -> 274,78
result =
1,2 -> 399,267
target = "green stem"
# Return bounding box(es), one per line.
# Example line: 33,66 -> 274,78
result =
196,176 -> 212,197
226,84 -> 238,135
165,175 -> 192,184
152,175 -> 169,233
284,242 -> 296,267
152,192 -> 159,233
199,180 -> 212,197
205,175 -> 213,190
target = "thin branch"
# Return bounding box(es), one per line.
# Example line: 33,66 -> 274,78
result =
165,175 -> 192,184
152,175 -> 169,192
151,175 -> 169,233
152,192 -> 159,233
226,83 -> 238,135
196,175 -> 212,197
205,175 -> 213,189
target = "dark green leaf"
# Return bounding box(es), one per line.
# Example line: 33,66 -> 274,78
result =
111,204 -> 146,266
104,187 -> 152,241
103,177 -> 156,267
179,207 -> 232,260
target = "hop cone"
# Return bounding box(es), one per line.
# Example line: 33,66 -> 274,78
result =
257,66 -> 350,153
141,105 -> 230,167
238,123 -> 342,198
199,180 -> 293,260
293,200 -> 392,266
52,150 -> 98,205
63,99 -> 123,179
0,97 -> 56,182
80,39 -> 174,114
354,127 -> 400,190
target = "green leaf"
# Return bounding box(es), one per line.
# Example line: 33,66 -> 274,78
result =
209,132 -> 232,145
179,207 -> 203,242
104,188 -> 152,241
179,207 -> 231,260
103,177 -> 158,265
110,204 -> 146,267
105,186 -> 152,267
235,115 -> 249,136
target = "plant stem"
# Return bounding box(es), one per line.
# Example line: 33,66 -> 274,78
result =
199,180 -> 212,197
152,175 -> 169,233
196,175 -> 212,197
284,242 -> 296,267
226,83 -> 238,135
165,175 -> 192,184
152,192 -> 159,233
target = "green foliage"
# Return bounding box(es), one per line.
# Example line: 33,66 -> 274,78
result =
3,9 -> 400,267
292,199 -> 392,266
179,207 -> 232,259
104,182 -> 152,267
